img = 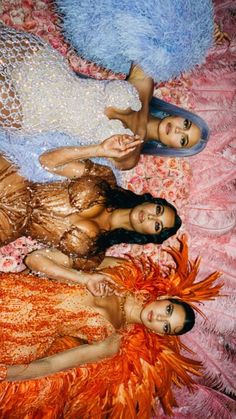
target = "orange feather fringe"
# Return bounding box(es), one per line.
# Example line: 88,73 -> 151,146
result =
0,236 -> 222,418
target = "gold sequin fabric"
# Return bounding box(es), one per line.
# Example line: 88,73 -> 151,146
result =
0,157 -> 115,269
0,272 -> 114,375
0,155 -> 30,245
0,24 -> 141,141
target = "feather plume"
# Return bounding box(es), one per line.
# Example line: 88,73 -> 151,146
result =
182,330 -> 236,396
196,295 -> 236,335
103,235 -> 223,315
155,384 -> 236,419
0,237 -> 222,417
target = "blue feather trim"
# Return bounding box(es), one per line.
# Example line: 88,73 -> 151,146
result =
0,130 -> 121,184
56,0 -> 214,80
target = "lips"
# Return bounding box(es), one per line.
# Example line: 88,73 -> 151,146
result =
166,122 -> 171,135
147,310 -> 153,322
139,210 -> 145,223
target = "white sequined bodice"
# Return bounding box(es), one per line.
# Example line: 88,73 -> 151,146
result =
0,24 -> 141,144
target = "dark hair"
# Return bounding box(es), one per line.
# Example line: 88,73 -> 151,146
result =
169,298 -> 195,335
142,96 -> 210,157
96,182 -> 182,251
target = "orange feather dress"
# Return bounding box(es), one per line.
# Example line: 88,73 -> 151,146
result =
0,238 -> 222,418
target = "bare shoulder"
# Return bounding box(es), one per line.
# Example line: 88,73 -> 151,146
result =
127,65 -> 154,103
98,256 -> 127,269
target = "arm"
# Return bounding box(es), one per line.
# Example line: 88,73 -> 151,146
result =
111,145 -> 142,170
39,135 -> 143,178
110,65 -> 154,170
25,249 -> 124,296
6,334 -> 121,382
25,248 -> 89,284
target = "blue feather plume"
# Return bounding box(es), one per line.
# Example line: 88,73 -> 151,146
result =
56,0 -> 214,81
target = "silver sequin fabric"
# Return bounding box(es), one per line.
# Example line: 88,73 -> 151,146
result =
0,24 -> 141,144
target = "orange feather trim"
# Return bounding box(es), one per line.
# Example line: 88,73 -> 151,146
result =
102,235 -> 223,313
0,236 -> 222,418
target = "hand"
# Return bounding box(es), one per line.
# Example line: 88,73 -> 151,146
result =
99,134 -> 143,159
214,23 -> 230,44
86,272 -> 122,297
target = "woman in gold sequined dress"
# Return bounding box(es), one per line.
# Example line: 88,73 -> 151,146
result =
0,153 -> 181,274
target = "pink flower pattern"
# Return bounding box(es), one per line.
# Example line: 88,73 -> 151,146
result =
0,1 -> 235,418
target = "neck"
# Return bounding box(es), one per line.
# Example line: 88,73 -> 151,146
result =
146,116 -> 161,141
124,294 -> 143,325
110,208 -> 133,231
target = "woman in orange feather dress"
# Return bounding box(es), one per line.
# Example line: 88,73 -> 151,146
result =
0,238 -> 221,418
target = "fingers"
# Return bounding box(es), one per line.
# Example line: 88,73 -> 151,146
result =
94,281 -> 116,297
120,134 -> 143,145
117,135 -> 143,153
214,23 -> 231,44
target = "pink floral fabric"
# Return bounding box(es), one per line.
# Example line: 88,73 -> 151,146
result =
0,237 -> 44,272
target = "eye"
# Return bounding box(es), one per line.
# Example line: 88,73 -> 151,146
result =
155,221 -> 161,232
183,119 -> 190,129
166,304 -> 173,315
180,135 -> 187,147
163,322 -> 169,334
156,205 -> 162,215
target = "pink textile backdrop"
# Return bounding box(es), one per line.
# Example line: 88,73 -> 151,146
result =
0,0 -> 235,417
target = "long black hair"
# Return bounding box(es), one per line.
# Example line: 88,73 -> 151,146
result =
95,181 -> 182,252
169,298 -> 195,335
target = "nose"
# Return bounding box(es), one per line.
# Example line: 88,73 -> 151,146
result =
156,314 -> 167,321
148,214 -> 160,221
175,126 -> 184,134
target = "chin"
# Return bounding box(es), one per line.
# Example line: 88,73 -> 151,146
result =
129,207 -> 138,231
158,122 -> 168,145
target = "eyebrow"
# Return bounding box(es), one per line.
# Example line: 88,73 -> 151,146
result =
185,121 -> 192,146
158,220 -> 163,232
159,205 -> 164,215
167,304 -> 174,334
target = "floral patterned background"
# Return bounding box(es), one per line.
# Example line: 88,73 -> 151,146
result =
0,1 -> 235,418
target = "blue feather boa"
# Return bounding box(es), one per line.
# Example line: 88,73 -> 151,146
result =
0,130 -> 122,184
56,0 -> 214,81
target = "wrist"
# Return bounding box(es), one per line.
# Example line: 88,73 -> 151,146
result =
93,143 -> 104,158
74,271 -> 90,285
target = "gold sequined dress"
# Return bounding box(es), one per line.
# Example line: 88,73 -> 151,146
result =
0,272 -> 115,379
0,155 -> 116,269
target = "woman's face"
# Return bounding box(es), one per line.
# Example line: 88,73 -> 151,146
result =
158,116 -> 201,148
141,299 -> 185,335
129,202 -> 175,235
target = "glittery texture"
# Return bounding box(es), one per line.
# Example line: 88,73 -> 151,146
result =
0,273 -> 114,367
0,24 -> 141,182
0,156 -> 115,269
0,129 -> 123,184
